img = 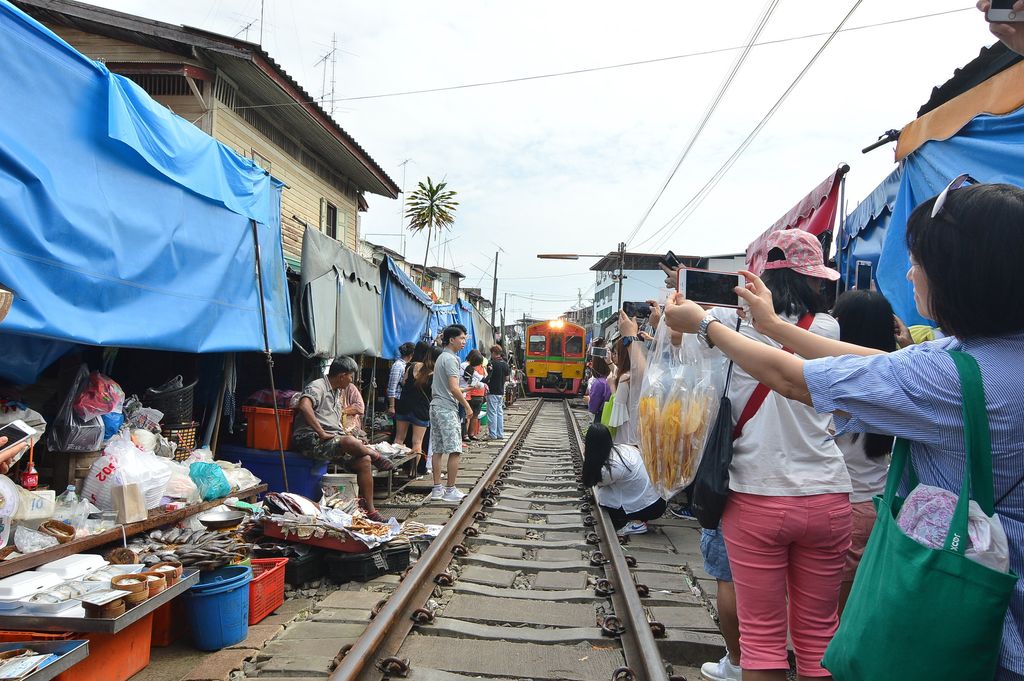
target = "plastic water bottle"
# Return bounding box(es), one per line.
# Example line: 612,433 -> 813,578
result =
54,485 -> 81,525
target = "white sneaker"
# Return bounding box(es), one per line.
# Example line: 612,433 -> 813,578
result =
700,654 -> 742,681
442,486 -> 466,502
620,521 -> 648,535
429,485 -> 444,500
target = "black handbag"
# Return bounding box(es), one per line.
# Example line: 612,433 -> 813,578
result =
689,358 -> 737,529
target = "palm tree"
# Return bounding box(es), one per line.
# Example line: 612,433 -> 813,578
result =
405,177 -> 458,286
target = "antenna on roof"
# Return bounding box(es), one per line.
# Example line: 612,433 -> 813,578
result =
234,18 -> 257,40
314,34 -> 338,116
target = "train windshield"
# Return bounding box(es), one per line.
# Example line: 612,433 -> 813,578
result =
565,335 -> 584,357
528,335 -> 546,355
549,334 -> 562,357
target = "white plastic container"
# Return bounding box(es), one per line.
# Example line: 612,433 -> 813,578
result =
36,554 -> 107,580
0,571 -> 62,607
17,592 -> 80,614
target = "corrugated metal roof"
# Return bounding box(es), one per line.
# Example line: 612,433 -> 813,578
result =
14,0 -> 399,199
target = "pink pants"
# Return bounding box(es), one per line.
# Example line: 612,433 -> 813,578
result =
722,491 -> 852,677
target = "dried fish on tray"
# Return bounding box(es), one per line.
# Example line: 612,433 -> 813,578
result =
126,527 -> 249,572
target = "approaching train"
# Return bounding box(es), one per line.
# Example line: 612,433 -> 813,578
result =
523,319 -> 586,396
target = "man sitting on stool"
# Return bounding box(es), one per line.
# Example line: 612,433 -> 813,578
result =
292,356 -> 394,522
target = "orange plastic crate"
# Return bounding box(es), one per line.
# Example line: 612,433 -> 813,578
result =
249,557 -> 288,625
242,406 -> 295,450
0,630 -> 75,643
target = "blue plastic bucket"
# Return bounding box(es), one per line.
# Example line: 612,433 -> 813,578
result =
183,566 -> 252,651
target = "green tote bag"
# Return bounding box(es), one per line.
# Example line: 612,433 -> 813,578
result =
822,350 -> 1018,681
599,393 -> 617,437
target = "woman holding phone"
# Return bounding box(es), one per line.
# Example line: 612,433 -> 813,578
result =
665,180 -> 1024,681
671,229 -> 853,681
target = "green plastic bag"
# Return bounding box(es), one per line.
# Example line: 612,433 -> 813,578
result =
599,393 -> 616,437
479,403 -> 488,427
823,351 -> 1018,681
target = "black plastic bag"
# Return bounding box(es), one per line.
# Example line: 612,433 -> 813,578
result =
47,364 -> 104,453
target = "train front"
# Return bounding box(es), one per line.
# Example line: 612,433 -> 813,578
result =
524,319 -> 585,395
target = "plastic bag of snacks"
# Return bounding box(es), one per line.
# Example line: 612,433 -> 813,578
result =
637,321 -> 729,497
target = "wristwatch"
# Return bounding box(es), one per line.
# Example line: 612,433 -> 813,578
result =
697,314 -> 721,349
621,335 -> 638,347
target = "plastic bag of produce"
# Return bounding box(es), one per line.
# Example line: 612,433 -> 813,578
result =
637,321 -> 728,497
47,365 -> 104,453
189,462 -> 231,501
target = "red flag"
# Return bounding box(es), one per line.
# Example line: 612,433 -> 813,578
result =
746,166 -> 848,274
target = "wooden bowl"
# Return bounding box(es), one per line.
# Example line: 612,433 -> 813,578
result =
138,572 -> 166,597
84,598 -> 125,618
111,574 -> 146,594
39,520 -> 75,544
105,547 -> 139,565
151,562 -> 183,584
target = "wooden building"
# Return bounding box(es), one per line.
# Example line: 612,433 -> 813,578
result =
15,0 -> 399,264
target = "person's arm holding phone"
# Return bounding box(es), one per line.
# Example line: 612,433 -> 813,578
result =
979,0 -> 1024,55
0,436 -> 29,475
732,270 -> 885,359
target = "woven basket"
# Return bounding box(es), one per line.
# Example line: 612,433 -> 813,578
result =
144,377 -> 197,424
162,422 -> 198,461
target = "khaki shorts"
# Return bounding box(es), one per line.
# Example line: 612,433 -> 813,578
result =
429,405 -> 463,455
292,430 -> 358,472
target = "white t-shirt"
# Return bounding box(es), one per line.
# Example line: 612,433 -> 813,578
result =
835,432 -> 889,503
711,308 -> 852,496
595,444 -> 663,513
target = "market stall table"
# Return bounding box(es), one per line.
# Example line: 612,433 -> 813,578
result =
0,486 -> 266,579
373,452 -> 418,496
0,640 -> 89,681
0,570 -> 199,632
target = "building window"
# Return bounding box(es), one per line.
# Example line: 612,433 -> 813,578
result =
251,149 -> 271,172
321,199 -> 338,240
325,203 -> 338,239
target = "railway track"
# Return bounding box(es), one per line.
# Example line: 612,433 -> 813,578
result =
329,398 -> 704,681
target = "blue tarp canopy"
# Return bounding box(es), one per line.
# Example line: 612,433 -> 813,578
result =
877,107 -> 1024,326
838,167 -> 901,290
0,1 -> 291,383
428,300 -> 478,361
380,256 -> 431,360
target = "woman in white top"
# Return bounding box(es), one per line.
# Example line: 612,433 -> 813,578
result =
667,229 -> 852,681
830,290 -> 896,615
582,423 -> 665,535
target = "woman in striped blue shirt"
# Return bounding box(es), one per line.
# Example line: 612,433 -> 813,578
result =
665,180 -> 1024,681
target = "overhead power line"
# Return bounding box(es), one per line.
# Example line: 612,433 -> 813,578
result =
624,0 -> 780,247
633,0 -> 865,253
223,7 -> 969,113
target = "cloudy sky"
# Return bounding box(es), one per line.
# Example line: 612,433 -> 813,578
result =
95,1 -> 994,321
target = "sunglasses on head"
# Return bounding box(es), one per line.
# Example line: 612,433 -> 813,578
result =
931,173 -> 978,219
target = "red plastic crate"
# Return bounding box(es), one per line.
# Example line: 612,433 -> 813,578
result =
249,557 -> 288,625
242,406 -> 295,450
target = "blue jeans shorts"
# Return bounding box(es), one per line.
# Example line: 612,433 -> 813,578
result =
700,528 -> 732,582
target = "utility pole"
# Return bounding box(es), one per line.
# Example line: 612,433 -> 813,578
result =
616,241 -> 626,312
490,251 -> 498,331
258,0 -> 266,45
397,159 -> 411,257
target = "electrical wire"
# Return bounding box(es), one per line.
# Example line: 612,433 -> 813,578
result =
218,7 -> 970,113
633,0 -> 865,253
624,0 -> 779,247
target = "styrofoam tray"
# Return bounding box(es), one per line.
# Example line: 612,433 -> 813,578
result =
37,554 -> 107,580
0,571 -> 61,600
16,594 -> 80,614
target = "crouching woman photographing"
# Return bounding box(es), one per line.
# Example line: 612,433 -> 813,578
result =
582,423 -> 666,536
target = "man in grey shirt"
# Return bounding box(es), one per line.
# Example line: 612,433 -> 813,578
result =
293,356 -> 394,522
429,324 -> 472,502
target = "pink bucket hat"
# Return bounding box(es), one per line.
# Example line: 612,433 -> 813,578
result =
762,230 -> 840,281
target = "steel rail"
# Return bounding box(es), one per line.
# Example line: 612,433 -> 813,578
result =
564,401 -> 670,681
330,398 -> 546,681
